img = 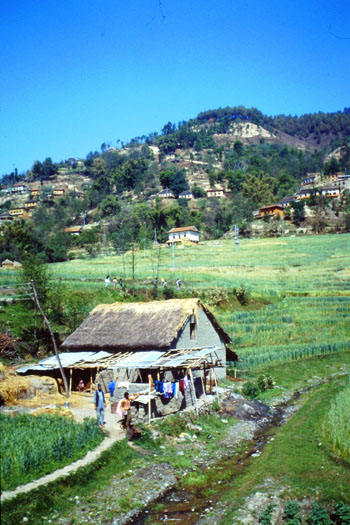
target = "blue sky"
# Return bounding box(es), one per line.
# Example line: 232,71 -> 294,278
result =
1,0 -> 349,175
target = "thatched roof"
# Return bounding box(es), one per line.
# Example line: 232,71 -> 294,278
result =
62,298 -> 231,351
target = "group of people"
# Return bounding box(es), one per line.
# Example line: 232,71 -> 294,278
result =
105,275 -> 182,290
105,276 -> 123,289
93,382 -> 139,430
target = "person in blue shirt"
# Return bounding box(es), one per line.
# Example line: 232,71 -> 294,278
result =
108,379 -> 116,398
94,384 -> 106,426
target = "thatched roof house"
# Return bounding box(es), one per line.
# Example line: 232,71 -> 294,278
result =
63,298 -> 228,349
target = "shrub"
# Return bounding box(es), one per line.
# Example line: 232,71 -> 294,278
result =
242,381 -> 259,399
233,284 -> 250,305
283,501 -> 301,524
259,504 -> 275,524
163,286 -> 175,299
332,501 -> 350,523
307,502 -> 332,524
257,375 -> 275,392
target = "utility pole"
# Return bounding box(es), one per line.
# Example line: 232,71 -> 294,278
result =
154,228 -> 158,244
131,243 -> 135,296
234,224 -> 239,252
31,281 -> 70,400
172,241 -> 175,271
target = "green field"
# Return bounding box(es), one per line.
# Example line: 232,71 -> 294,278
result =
46,234 -> 350,295
1,234 -> 349,371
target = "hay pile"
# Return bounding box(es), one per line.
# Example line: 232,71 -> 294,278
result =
0,364 -> 60,405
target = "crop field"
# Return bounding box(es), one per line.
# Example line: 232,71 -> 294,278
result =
0,413 -> 103,491
0,233 -> 337,294
322,385 -> 350,461
217,295 -> 350,368
1,234 -> 349,371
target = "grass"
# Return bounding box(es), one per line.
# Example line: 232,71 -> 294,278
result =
221,376 -> 350,523
0,413 -> 104,491
322,385 -> 350,461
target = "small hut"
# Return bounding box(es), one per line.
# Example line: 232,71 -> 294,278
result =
18,299 -> 236,422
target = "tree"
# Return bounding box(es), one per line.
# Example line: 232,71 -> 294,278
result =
291,200 -> 305,226
242,172 -> 275,207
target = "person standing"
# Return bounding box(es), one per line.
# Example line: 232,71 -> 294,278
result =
117,391 -> 140,429
94,384 -> 106,427
112,277 -> 117,289
108,378 -> 116,398
105,275 -> 111,287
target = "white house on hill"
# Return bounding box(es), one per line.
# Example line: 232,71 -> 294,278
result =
168,226 -> 200,244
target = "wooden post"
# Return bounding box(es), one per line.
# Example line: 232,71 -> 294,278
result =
69,368 -> 73,395
209,368 -> 213,394
200,368 -> 206,398
31,280 -> 69,398
148,374 -> 152,424
188,368 -> 198,412
213,369 -> 220,405
90,369 -> 93,392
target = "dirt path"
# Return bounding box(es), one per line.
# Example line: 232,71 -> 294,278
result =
1,402 -> 125,503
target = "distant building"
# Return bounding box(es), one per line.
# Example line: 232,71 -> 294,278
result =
279,196 -> 295,208
338,174 -> 350,191
30,188 -> 41,198
0,212 -> 13,222
296,189 -> 312,200
167,226 -> 200,244
320,186 -> 340,198
206,187 -> 226,198
64,226 -> 83,235
301,175 -> 316,186
178,190 -> 193,200
158,188 -> 175,199
9,207 -> 26,217
259,204 -> 284,218
24,201 -> 38,209
12,182 -> 29,193
52,187 -> 65,197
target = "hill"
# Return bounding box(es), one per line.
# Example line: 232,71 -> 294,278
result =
0,106 -> 350,263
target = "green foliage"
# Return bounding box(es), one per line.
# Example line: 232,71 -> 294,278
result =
0,413 -> 104,490
233,284 -> 250,305
256,375 -> 274,392
332,501 -> 350,523
259,504 -> 275,524
307,502 -> 333,524
283,501 -> 302,524
322,386 -> 350,461
242,381 -> 259,399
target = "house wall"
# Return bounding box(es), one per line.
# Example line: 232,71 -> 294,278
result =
168,231 -> 199,242
173,307 -> 227,378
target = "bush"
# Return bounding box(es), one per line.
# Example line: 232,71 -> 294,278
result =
259,504 -> 275,524
307,502 -> 332,524
233,284 -> 250,305
242,381 -> 259,399
163,286 -> 175,299
257,375 -> 275,392
283,501 -> 302,524
332,501 -> 350,523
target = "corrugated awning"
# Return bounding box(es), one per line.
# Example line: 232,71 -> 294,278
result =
16,347 -> 223,375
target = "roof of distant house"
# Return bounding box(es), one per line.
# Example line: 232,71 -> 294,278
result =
168,226 -> 199,234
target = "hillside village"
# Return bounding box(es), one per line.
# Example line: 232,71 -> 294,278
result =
1,107 -> 350,262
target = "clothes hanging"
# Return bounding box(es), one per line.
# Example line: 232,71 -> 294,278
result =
163,382 -> 173,398
155,380 -> 164,393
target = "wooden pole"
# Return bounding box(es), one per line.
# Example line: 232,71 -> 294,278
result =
213,369 -> 220,405
188,368 -> 198,412
69,368 -> 73,395
209,368 -> 213,394
148,374 -> 152,424
31,281 -> 69,398
90,370 -> 93,392
200,368 -> 206,398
